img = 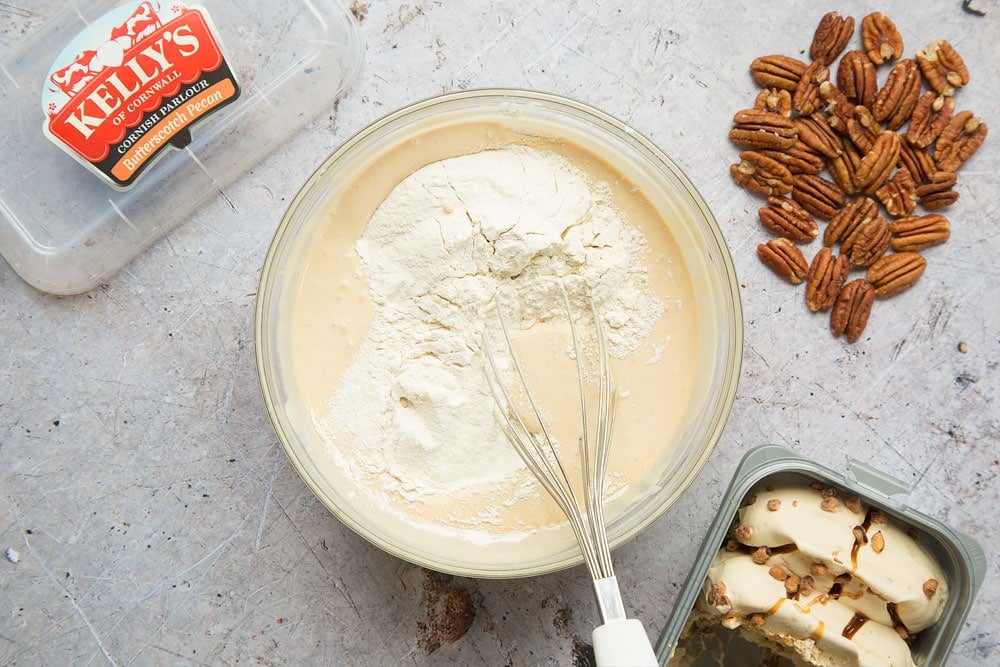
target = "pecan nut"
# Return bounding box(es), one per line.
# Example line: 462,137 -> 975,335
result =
916,171 -> 959,210
934,110 -> 988,172
793,60 -> 830,116
806,247 -> 850,311
730,109 -> 799,151
867,252 -> 927,299
855,131 -> 901,195
819,81 -> 852,134
810,12 -> 856,65
794,113 -> 842,158
837,50 -> 878,107
906,92 -> 955,148
730,151 -> 794,196
899,142 -> 937,185
792,174 -> 845,220
844,216 -> 891,267
871,59 -> 921,131
827,139 -> 862,195
758,196 -> 819,242
831,279 -> 875,343
916,40 -> 970,96
846,105 -> 883,153
751,54 -> 809,91
754,88 -> 793,117
876,166 -> 917,217
861,12 -> 904,65
825,195 -> 878,246
758,238 -> 809,284
889,214 -> 951,252
760,141 -> 825,175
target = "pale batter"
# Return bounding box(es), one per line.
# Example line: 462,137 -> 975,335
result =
286,120 -> 704,545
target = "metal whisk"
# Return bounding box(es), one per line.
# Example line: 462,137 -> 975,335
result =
483,287 -> 657,667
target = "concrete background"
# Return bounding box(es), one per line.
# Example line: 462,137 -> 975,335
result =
1,1 -> 996,664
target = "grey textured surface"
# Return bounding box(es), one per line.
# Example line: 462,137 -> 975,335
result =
1,1 -> 997,665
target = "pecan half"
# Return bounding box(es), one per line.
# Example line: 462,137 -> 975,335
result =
759,196 -> 819,242
731,151 -> 794,196
876,166 -> 917,216
810,12 -> 856,65
795,113 -> 842,158
806,247 -> 850,311
819,81 -> 852,134
916,171 -> 959,210
792,174 -> 845,220
899,142 -> 937,185
846,105 -> 883,153
760,141 -> 825,175
855,131 -> 901,195
861,12 -> 904,65
871,59 -> 921,131
906,92 -> 955,148
758,238 -> 809,284
934,110 -> 988,172
867,252 -> 926,298
831,279 -> 875,343
889,214 -> 951,252
793,60 -> 830,116
730,109 -> 799,151
754,88 -> 793,117
916,40 -> 970,96
751,54 -> 809,91
845,216 -> 892,267
828,139 -> 862,195
825,195 -> 878,246
837,50 -> 878,107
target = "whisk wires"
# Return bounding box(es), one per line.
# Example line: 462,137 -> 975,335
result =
483,286 -> 617,583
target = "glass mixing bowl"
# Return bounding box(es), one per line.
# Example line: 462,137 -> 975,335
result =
255,89 -> 743,578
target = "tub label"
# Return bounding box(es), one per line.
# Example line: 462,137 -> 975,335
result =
42,1 -> 240,189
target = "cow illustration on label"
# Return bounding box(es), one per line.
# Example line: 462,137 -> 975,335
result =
43,1 -> 240,189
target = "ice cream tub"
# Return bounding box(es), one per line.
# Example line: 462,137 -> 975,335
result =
655,445 -> 987,666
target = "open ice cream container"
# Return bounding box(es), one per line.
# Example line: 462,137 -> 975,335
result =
655,445 -> 987,665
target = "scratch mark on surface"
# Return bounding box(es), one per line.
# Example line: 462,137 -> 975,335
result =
7,497 -> 119,666
255,462 -> 281,552
523,15 -> 586,69
451,6 -> 533,82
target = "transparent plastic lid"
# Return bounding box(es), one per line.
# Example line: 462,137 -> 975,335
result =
0,0 -> 363,295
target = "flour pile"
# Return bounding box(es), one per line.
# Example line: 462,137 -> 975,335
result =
318,144 -> 663,516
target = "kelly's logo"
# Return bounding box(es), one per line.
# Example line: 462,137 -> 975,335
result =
43,1 -> 240,189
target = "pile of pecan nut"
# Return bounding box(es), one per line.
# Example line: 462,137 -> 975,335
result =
729,11 -> 987,342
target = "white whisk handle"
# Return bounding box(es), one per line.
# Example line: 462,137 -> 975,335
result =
592,618 -> 658,667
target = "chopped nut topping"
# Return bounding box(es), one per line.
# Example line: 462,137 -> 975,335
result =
844,496 -> 863,514
735,524 -> 753,541
770,566 -> 789,581
767,499 -> 782,511
820,486 -> 838,498
811,563 -> 828,577
820,496 -> 839,512
725,539 -> 741,552
871,531 -> 886,553
785,574 -> 802,595
923,578 -> 939,597
835,573 -> 853,585
748,613 -> 767,629
752,546 -> 772,565
809,481 -> 826,491
746,494 -> 757,505
800,575 -> 815,596
870,511 -> 887,525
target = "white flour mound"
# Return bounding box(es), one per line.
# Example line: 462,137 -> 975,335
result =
318,144 -> 663,508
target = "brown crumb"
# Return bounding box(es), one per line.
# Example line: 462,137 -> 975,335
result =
834,572 -> 853,585
792,500 -> 799,507
809,481 -> 826,491
844,495 -> 863,514
746,494 -> 758,506
923,578 -> 939,597
870,511 -> 888,524
820,496 -> 839,512
349,2 -> 368,21
785,574 -> 801,595
800,575 -> 815,596
811,562 -> 828,577
725,539 -> 741,552
871,531 -> 886,553
416,570 -> 476,654
820,486 -> 837,498
748,613 -> 767,629
734,524 -> 753,541
769,566 -> 789,581
909,527 -> 919,539
752,546 -> 772,564
767,499 -> 781,511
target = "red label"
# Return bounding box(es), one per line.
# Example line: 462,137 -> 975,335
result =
43,2 -> 240,189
